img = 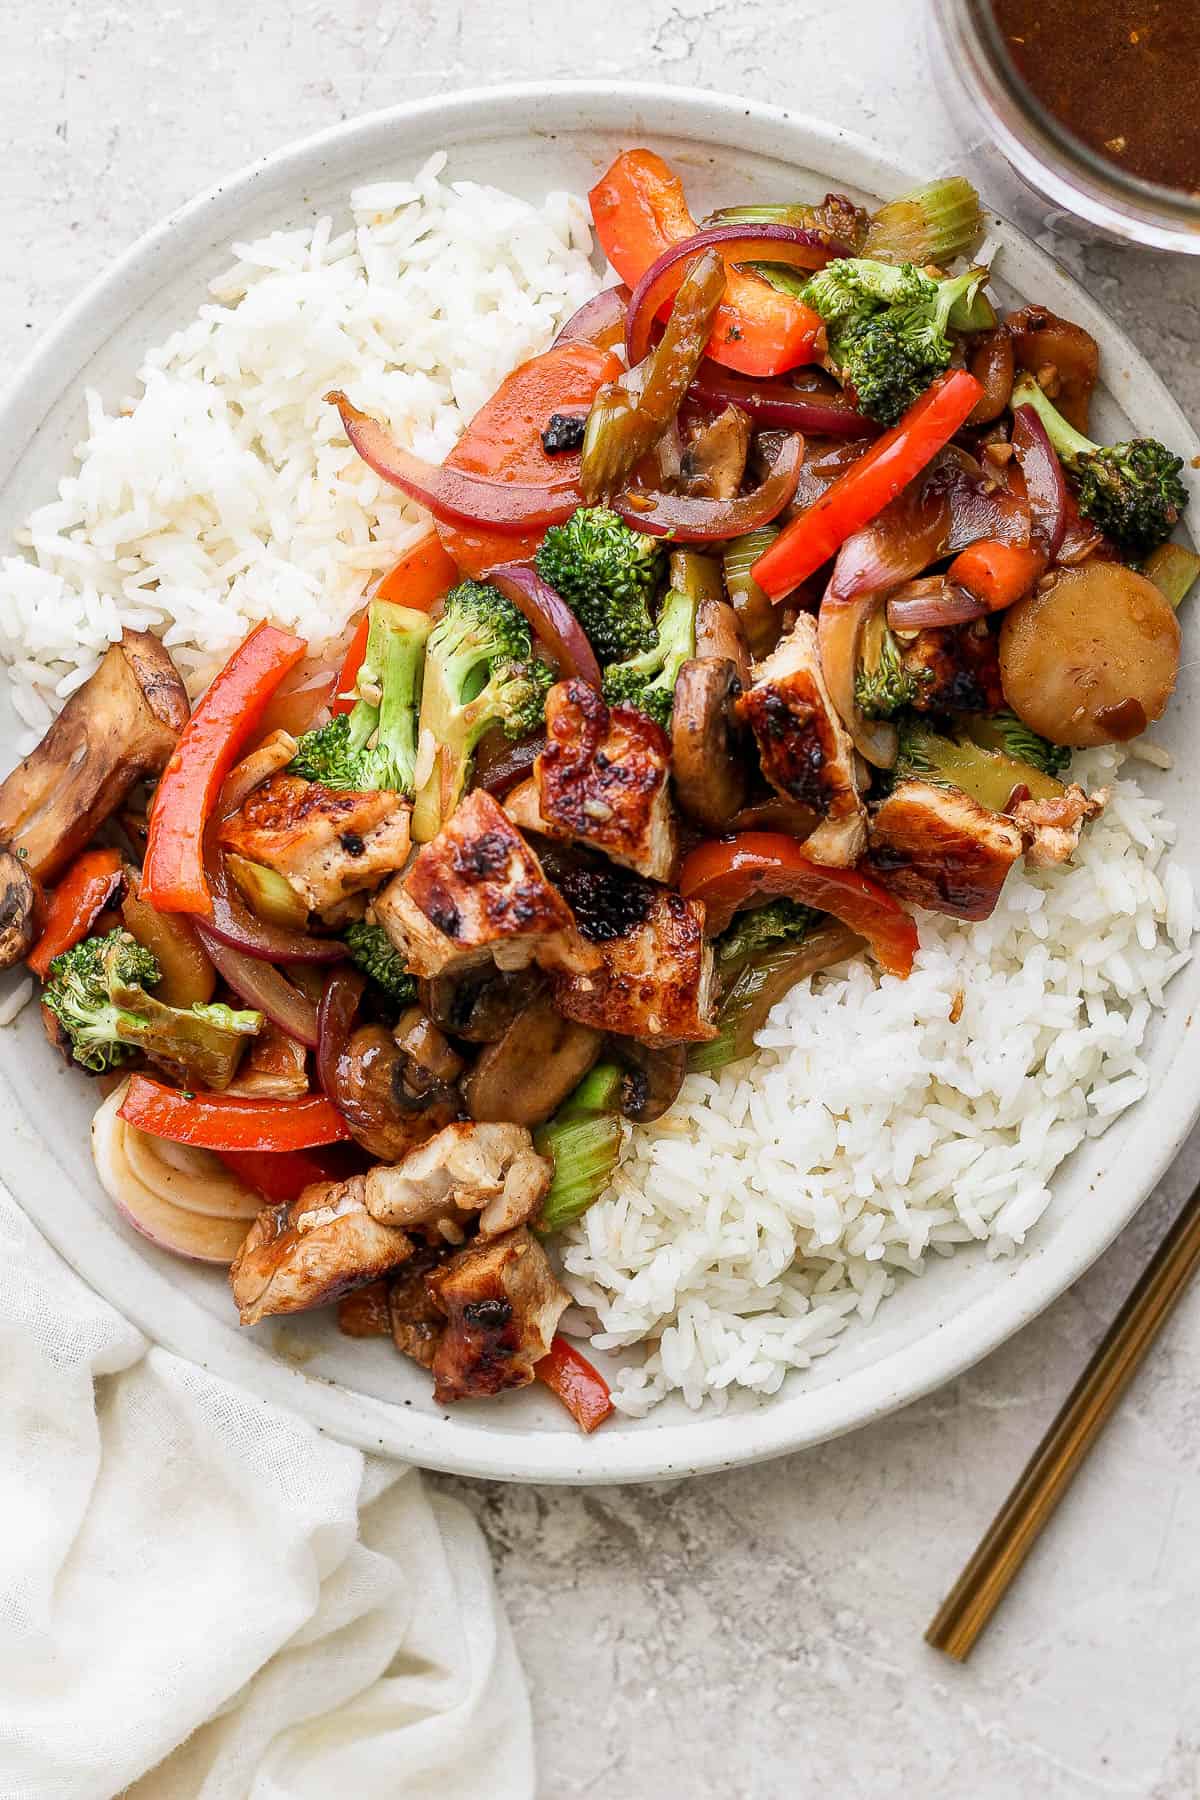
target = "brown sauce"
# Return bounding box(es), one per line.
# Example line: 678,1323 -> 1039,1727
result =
1094,697 -> 1148,741
990,1 -> 1200,195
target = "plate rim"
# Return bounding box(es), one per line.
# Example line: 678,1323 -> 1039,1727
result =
2,78 -> 1198,1484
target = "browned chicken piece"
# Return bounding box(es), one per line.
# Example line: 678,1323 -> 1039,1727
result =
868,779 -> 1025,921
336,1278 -> 392,1337
219,773 -> 410,917
364,1120 -> 552,1242
507,679 -> 678,883
388,1248 -> 448,1369
0,629 -> 188,883
1011,784 -> 1109,868
899,621 -> 1006,716
426,1226 -> 569,1404
737,614 -> 867,867
373,788 -> 599,981
230,1175 -> 413,1326
551,863 -> 717,1044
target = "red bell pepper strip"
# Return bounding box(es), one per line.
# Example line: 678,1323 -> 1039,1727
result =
536,1336 -> 614,1433
216,1144 -> 363,1204
28,848 -> 124,979
678,834 -> 919,978
332,529 -> 459,715
435,340 -> 623,578
589,148 -> 824,378
947,538 -> 1048,612
119,1075 -> 353,1152
751,371 -> 984,599
141,623 -> 307,916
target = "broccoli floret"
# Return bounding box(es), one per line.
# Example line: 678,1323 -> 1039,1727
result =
411,581 -> 555,840
43,929 -> 261,1085
1012,374 -> 1188,557
802,258 -> 993,427
535,507 -> 666,663
534,1062 -> 624,1235
344,918 -> 416,1005
966,709 -> 1071,779
854,621 -> 930,719
289,600 -> 430,794
890,716 -> 1065,812
601,582 -> 696,729
715,899 -> 820,975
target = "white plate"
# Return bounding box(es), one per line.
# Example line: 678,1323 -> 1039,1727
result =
1,82 -> 1197,1485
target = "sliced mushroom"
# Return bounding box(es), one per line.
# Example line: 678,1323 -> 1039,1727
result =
606,1036 -> 688,1123
393,1005 -> 466,1101
671,657 -> 747,832
0,846 -> 37,969
694,597 -> 751,689
0,630 -> 188,882
1006,304 -> 1099,434
463,992 -> 602,1127
420,967 -> 545,1043
679,404 -> 751,500
334,1023 -> 458,1161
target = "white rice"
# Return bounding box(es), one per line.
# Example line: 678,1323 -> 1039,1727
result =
563,746 -> 1196,1416
0,152 -> 601,749
2,157 -> 1193,1420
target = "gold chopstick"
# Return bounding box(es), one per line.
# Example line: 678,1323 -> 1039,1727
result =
926,1173 -> 1200,1661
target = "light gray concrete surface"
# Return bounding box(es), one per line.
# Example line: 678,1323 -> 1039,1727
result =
5,2 -> 1200,1794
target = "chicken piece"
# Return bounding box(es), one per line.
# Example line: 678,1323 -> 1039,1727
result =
336,1278 -> 392,1338
364,1120 -> 552,1242
551,862 -> 717,1044
426,1226 -> 569,1404
737,614 -> 866,867
219,773 -> 411,917
0,629 -> 188,883
388,1248 -> 448,1369
901,621 -> 1005,716
373,788 -> 599,981
868,779 -> 1024,921
230,1175 -> 413,1326
508,679 -> 678,882
1011,783 -> 1109,868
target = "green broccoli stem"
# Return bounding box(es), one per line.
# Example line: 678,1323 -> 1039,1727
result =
359,601 -> 430,793
1011,372 -> 1096,465
534,1060 -> 624,1235
601,554 -> 701,727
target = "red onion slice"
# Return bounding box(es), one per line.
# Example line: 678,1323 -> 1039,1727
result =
615,433 -> 804,541
886,577 -> 988,630
204,857 -> 345,964
625,223 -> 848,365
488,563 -> 603,688
1012,403 -> 1068,559
328,391 -> 582,532
553,285 -> 630,351
316,967 -> 366,1108
194,924 -> 321,1048
688,362 -> 874,437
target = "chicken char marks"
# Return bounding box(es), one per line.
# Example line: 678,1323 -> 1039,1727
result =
426,1226 -> 569,1403
219,773 -> 411,915
736,614 -> 866,867
551,860 -> 717,1043
374,789 -> 599,979
508,678 -> 678,883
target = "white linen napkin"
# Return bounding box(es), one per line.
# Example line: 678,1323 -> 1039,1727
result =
0,1187 -> 534,1800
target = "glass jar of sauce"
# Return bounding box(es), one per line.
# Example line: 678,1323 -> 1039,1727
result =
929,0 -> 1200,253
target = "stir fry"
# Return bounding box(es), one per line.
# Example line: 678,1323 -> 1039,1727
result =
4,150 -> 1193,1433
